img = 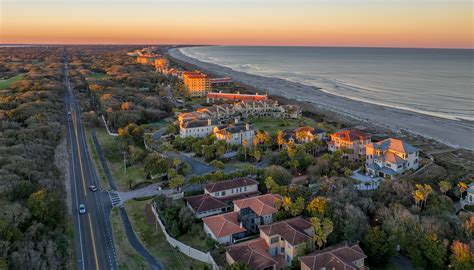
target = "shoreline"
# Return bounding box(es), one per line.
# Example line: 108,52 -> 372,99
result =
168,47 -> 474,150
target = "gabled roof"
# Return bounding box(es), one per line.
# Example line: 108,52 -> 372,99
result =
203,212 -> 246,238
205,177 -> 259,193
207,92 -> 268,102
330,129 -> 370,142
259,217 -> 313,246
226,238 -> 278,270
181,119 -> 218,128
233,194 -> 281,216
186,194 -> 228,213
369,138 -> 420,154
299,244 -> 367,270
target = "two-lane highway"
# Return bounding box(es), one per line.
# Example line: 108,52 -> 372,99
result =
64,52 -> 117,270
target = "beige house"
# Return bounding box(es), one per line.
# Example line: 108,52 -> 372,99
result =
328,129 -> 371,160
365,138 -> 420,178
204,177 -> 259,200
179,118 -> 218,138
213,121 -> 255,146
299,244 -> 368,270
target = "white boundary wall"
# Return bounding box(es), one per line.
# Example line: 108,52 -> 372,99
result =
151,202 -> 219,270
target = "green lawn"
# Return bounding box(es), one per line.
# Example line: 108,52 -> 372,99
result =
249,116 -> 318,135
0,74 -> 25,90
88,72 -> 108,80
84,128 -> 110,190
125,200 -> 208,269
94,128 -> 147,191
176,223 -> 213,253
110,207 -> 148,270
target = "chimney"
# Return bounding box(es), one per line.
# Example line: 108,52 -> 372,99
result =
207,119 -> 211,126
246,123 -> 250,131
237,91 -> 240,94
240,222 -> 243,228
234,118 -> 239,124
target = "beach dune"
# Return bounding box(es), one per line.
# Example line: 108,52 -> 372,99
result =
169,48 -> 474,150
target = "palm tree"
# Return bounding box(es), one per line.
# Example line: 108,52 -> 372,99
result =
439,180 -> 451,195
242,139 -> 249,162
412,184 -> 432,210
311,217 -> 333,249
277,130 -> 284,151
458,181 -> 468,199
172,157 -> 181,171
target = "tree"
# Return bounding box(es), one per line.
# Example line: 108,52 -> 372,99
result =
223,262 -> 251,270
311,217 -> 333,249
306,197 -> 328,217
242,139 -> 249,162
282,196 -> 292,211
277,130 -> 285,151
144,153 -> 168,178
210,159 -> 225,170
264,176 -> 279,193
363,226 -> 396,266
450,240 -> 474,270
290,197 -> 305,216
438,180 -> 451,195
169,174 -> 184,189
420,234 -> 447,270
172,158 -> 181,170
412,184 -> 432,210
253,149 -> 261,163
457,182 -> 468,199
263,165 -> 292,185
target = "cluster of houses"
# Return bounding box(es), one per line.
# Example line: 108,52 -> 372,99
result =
185,177 -> 368,270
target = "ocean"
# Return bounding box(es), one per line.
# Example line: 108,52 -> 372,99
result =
180,46 -> 474,122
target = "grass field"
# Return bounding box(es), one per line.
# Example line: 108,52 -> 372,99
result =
94,128 -> 147,191
0,74 -> 25,90
88,72 -> 108,80
249,116 -> 318,135
110,208 -> 148,270
84,128 -> 110,190
125,200 -> 208,269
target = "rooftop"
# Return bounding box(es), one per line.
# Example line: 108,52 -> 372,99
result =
368,138 -> 420,154
330,129 -> 370,142
299,244 -> 367,270
186,194 -> 228,213
207,92 -> 268,102
181,119 -> 218,128
233,193 -> 281,216
203,212 -> 246,238
226,238 -> 278,270
205,177 -> 259,193
259,217 -> 313,246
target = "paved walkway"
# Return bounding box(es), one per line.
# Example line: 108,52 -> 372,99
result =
118,183 -> 176,204
91,129 -> 164,270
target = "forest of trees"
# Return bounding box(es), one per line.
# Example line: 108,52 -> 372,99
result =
0,47 -> 70,269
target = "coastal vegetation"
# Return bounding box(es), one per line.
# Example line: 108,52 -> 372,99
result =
0,47 -> 70,269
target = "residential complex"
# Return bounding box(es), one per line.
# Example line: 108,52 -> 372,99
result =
182,71 -> 211,97
299,244 -> 368,270
328,129 -> 371,160
179,118 -> 218,138
213,122 -> 255,146
225,217 -> 315,269
206,91 -> 268,103
136,54 -> 158,65
204,177 -> 259,199
365,138 -> 420,178
284,126 -> 326,144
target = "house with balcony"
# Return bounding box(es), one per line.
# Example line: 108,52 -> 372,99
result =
179,118 -> 218,138
206,91 -> 267,103
225,217 -> 314,269
365,138 -> 420,178
299,244 -> 368,270
213,121 -> 255,146
328,129 -> 371,160
203,212 -> 247,245
233,194 -> 282,233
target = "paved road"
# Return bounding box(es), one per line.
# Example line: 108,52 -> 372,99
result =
64,54 -> 117,270
91,129 -> 164,270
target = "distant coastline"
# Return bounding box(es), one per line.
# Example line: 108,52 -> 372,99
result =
169,46 -> 474,150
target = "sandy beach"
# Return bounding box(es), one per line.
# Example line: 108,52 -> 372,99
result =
169,48 -> 474,150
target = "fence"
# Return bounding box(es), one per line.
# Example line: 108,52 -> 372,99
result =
151,202 -> 219,270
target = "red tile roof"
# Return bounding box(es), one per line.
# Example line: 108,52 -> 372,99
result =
299,244 -> 367,270
233,194 -> 281,216
202,212 -> 246,238
259,217 -> 313,246
207,92 -> 268,102
205,177 -> 259,193
226,238 -> 278,270
186,194 -> 228,213
330,129 -> 370,142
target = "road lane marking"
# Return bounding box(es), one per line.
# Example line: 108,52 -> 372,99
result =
88,213 -> 100,270
72,109 -> 87,196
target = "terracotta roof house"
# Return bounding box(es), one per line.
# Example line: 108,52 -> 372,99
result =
365,138 -> 420,178
206,91 -> 268,103
204,177 -> 260,199
328,129 -> 371,160
233,194 -> 282,233
299,244 -> 368,270
226,238 -> 279,270
203,212 -> 247,245
185,194 -> 230,218
259,217 -> 315,266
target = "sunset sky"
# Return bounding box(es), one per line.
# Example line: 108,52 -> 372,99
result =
1,0 -> 472,48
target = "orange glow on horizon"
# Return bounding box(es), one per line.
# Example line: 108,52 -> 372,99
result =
0,0 -> 472,49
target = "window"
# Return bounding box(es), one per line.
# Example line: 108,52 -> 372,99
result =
244,187 -> 247,191
221,191 -> 226,196
280,247 -> 284,253
270,237 -> 279,244
214,192 -> 218,196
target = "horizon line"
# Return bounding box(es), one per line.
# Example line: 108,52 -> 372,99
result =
1,43 -> 473,50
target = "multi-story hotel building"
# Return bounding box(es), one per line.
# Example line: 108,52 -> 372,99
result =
182,71 -> 211,97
